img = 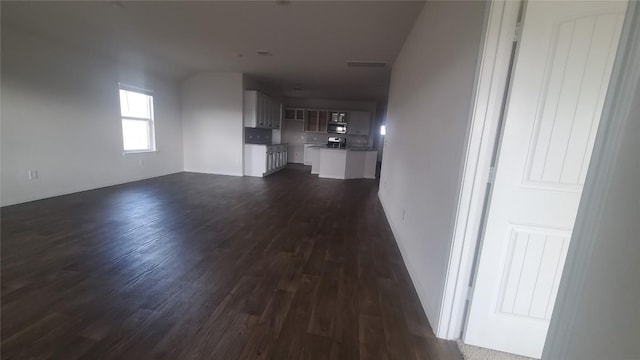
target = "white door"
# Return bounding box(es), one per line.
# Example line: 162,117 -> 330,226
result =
464,1 -> 626,358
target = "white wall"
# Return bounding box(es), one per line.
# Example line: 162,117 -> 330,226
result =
378,0 -> 487,327
543,6 -> 640,358
181,72 -> 244,176
1,27 -> 184,206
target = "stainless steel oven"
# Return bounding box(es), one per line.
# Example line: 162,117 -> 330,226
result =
327,137 -> 347,149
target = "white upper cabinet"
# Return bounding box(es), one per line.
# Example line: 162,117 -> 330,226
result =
268,99 -> 280,129
258,92 -> 266,128
346,111 -> 371,135
244,90 -> 259,128
244,90 -> 281,129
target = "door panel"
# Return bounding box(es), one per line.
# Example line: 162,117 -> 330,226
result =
464,1 -> 625,358
525,11 -> 622,189
497,226 -> 570,320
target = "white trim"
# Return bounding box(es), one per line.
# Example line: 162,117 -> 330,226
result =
121,115 -> 152,122
542,2 -> 639,358
119,86 -> 156,153
118,83 -> 154,96
183,170 -> 245,177
437,0 -> 522,339
122,150 -> 158,155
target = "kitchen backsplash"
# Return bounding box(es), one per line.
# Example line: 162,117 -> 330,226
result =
245,127 -> 272,144
304,133 -> 370,147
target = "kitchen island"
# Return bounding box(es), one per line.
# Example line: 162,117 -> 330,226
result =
307,147 -> 377,179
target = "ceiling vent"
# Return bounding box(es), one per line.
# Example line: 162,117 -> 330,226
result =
256,51 -> 273,56
346,61 -> 387,68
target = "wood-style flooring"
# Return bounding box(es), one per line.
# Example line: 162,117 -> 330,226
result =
1,165 -> 462,359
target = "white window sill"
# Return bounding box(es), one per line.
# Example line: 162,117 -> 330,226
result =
123,150 -> 157,155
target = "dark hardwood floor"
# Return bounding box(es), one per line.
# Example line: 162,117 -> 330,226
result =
1,165 -> 461,360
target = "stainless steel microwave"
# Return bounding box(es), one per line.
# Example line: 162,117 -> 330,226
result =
327,123 -> 347,134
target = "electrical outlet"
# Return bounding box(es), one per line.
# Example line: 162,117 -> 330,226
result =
402,209 -> 406,222
28,170 -> 39,180
138,159 -> 144,166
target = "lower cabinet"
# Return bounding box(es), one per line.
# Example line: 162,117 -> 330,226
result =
244,144 -> 288,177
303,144 -> 316,165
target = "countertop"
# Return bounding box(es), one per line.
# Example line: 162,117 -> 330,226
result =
319,147 -> 376,152
245,143 -> 288,147
304,143 -> 374,152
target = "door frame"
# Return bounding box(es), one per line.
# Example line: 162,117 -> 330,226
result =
436,0 -> 523,339
438,0 -> 637,345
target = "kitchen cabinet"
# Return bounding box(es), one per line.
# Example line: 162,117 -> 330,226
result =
304,144 -> 324,165
318,111 -> 328,132
284,108 -> 305,121
287,107 -> 371,134
271,101 -> 278,128
244,144 -> 288,177
346,111 -> 371,135
305,110 -> 318,132
304,109 -> 329,133
316,148 -> 378,179
244,90 -> 281,129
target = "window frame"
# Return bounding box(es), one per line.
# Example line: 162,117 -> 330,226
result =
119,84 -> 156,154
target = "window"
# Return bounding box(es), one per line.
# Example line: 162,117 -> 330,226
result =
380,125 -> 387,136
119,85 -> 155,152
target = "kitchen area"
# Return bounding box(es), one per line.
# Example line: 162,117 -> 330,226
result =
243,89 -> 379,179
295,110 -> 377,180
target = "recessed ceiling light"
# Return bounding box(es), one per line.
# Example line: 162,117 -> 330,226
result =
346,61 -> 387,68
256,51 -> 273,56
110,1 -> 125,8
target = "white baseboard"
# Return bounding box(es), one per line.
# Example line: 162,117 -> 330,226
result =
183,169 -> 244,177
378,191 -> 439,330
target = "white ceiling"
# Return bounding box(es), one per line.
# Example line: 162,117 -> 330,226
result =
1,1 -> 425,101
